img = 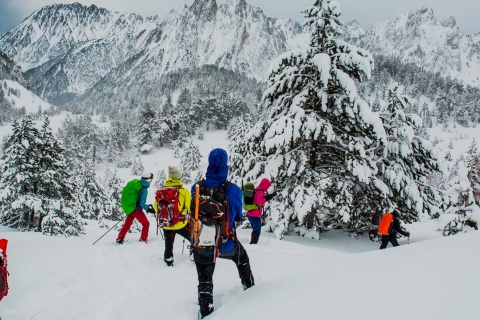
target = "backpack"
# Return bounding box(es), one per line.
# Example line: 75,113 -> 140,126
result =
378,213 -> 393,236
242,181 -> 259,211
155,187 -> 185,228
120,179 -> 143,215
191,180 -> 233,253
0,238 -> 9,302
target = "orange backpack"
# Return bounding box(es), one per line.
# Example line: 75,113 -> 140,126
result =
378,213 -> 393,236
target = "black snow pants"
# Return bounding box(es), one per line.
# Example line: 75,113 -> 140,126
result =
379,234 -> 400,249
163,223 -> 190,262
193,241 -> 254,317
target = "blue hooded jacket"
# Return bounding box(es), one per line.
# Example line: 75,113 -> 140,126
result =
191,148 -> 242,254
136,178 -> 150,211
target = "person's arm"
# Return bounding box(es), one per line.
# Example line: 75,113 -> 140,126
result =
227,184 -> 243,224
179,187 -> 192,214
253,190 -> 267,207
138,188 -> 149,211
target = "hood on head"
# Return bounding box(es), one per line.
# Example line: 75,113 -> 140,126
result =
206,148 -> 228,183
257,178 -> 271,191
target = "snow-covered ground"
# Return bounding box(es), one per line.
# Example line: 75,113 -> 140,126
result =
0,113 -> 479,319
1,216 -> 479,320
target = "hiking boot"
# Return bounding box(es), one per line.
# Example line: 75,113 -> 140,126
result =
164,257 -> 174,267
116,238 -> 125,245
199,306 -> 214,319
139,239 -> 148,243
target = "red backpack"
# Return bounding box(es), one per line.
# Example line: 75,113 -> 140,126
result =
155,187 -> 184,229
378,213 -> 393,236
0,238 -> 9,302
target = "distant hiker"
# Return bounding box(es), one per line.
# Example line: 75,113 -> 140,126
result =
154,166 -> 192,267
245,178 -> 276,244
116,172 -> 155,244
190,148 -> 254,319
378,209 -> 410,249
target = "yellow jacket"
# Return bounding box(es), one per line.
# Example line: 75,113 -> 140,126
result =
154,178 -> 191,230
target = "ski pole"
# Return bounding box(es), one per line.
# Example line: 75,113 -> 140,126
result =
92,216 -> 126,246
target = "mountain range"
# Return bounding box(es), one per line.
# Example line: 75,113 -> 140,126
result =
0,0 -> 479,107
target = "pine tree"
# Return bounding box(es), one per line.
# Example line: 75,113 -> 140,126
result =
441,162 -> 478,235
74,161 -> 108,220
38,117 -> 83,235
468,156 -> 480,205
230,0 -> 386,237
0,116 -> 83,235
98,168 -> 124,228
378,85 -> 444,221
154,169 -> 167,188
466,138 -> 479,167
0,117 -> 42,230
137,103 -> 156,149
131,156 -> 144,175
180,139 -> 201,184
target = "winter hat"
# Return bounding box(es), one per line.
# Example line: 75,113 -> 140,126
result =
392,209 -> 401,217
141,172 -> 153,180
168,166 -> 182,180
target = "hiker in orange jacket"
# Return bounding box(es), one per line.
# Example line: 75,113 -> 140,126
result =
380,209 -> 410,249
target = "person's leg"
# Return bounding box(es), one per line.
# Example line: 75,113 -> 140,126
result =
379,235 -> 389,249
390,235 -> 400,247
135,209 -> 150,241
195,260 -> 216,318
163,229 -> 175,265
248,216 -> 261,244
228,242 -> 255,289
116,212 -> 136,242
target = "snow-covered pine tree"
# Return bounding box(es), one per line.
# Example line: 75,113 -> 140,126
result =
180,139 -> 201,183
73,161 -> 108,220
0,117 -> 42,230
38,117 -> 83,236
137,103 -> 156,149
466,138 -> 478,168
378,85 -> 444,222
228,115 -> 253,180
154,169 -> 167,188
197,129 -> 204,140
468,155 -> 480,205
466,139 -> 480,205
131,156 -> 144,175
230,0 -> 386,237
440,162 -> 479,235
173,140 -> 183,159
98,167 -> 124,228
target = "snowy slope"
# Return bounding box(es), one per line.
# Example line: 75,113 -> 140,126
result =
0,115 -> 479,319
1,79 -> 53,114
0,217 -> 478,320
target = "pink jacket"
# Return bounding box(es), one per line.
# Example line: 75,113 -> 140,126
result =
246,178 -> 272,218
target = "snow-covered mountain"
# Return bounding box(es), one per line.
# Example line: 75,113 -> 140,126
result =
0,0 -> 302,104
346,8 -> 480,86
0,51 -> 52,116
1,2 -> 479,106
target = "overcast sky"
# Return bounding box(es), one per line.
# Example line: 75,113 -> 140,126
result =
1,0 -> 479,36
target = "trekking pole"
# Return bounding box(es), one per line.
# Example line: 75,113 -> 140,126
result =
92,216 -> 126,245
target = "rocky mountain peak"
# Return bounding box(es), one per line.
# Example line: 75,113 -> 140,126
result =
191,0 -> 218,18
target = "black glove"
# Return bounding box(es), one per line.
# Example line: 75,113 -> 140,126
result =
147,204 -> 155,214
265,192 -> 276,201
405,232 -> 410,237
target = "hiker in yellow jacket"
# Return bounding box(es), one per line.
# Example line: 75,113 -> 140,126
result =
154,166 -> 192,266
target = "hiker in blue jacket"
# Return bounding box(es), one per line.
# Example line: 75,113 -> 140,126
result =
191,148 -> 254,319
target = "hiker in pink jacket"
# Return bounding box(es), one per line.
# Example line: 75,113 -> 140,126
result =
246,178 -> 275,244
